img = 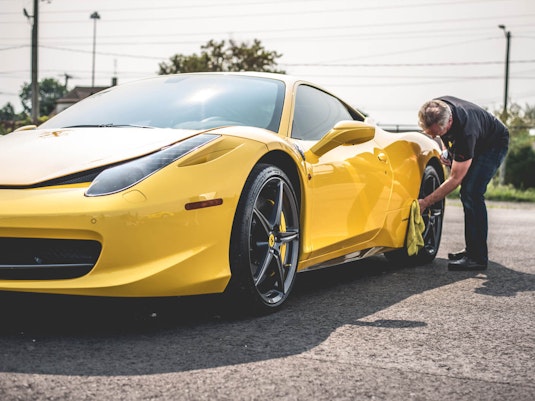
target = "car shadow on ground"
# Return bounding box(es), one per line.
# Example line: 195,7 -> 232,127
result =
0,256 -> 533,376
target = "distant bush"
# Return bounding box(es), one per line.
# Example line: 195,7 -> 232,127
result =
505,142 -> 535,189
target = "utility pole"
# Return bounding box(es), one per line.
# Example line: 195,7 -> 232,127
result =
498,25 -> 511,185
62,73 -> 73,88
24,0 -> 39,125
90,11 -> 100,88
498,25 -> 511,120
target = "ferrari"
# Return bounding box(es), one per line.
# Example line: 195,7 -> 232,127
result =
0,72 -> 445,314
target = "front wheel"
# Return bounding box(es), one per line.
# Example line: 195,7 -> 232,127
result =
385,164 -> 444,265
226,164 -> 300,315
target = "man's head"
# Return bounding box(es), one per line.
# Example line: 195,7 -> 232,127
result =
418,99 -> 452,138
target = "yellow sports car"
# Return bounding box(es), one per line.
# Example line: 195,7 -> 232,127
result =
0,72 -> 445,314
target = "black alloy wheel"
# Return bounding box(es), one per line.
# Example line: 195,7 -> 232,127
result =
228,164 -> 300,314
417,165 -> 445,263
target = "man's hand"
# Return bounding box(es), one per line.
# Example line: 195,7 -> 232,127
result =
418,198 -> 428,212
440,149 -> 452,167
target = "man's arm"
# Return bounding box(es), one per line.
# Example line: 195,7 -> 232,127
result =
418,159 -> 472,210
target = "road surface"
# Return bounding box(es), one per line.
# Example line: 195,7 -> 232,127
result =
0,200 -> 534,400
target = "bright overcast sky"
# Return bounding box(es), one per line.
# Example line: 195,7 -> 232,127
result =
1,0 -> 534,124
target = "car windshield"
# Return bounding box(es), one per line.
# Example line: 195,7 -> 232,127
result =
41,74 -> 286,132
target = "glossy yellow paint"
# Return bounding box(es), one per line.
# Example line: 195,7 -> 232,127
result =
0,72 -> 444,298
0,135 -> 273,296
294,125 -> 441,271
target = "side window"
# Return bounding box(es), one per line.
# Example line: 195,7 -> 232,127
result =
291,85 -> 355,140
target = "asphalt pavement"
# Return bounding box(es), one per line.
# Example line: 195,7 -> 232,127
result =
0,200 -> 534,400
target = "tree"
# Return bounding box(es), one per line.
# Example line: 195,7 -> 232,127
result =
19,77 -> 68,116
0,103 -> 16,121
158,39 -> 285,74
505,143 -> 535,189
0,103 -> 16,135
497,103 -> 535,189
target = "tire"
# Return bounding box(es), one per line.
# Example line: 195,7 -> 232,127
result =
385,164 -> 445,266
226,163 -> 300,315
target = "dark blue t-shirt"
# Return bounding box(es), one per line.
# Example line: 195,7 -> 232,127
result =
438,96 -> 509,162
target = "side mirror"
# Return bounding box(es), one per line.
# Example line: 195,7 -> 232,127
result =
305,120 -> 375,163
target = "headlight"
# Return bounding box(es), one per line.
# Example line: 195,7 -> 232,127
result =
85,133 -> 219,196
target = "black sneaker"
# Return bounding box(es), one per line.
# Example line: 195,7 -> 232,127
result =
448,256 -> 487,271
447,249 -> 466,260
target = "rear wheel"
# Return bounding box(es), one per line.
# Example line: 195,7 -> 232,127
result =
385,164 -> 444,265
226,164 -> 300,315
417,165 -> 445,262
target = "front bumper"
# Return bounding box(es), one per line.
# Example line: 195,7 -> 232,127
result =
0,166 -> 239,297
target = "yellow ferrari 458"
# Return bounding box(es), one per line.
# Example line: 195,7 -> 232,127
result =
0,72 -> 446,314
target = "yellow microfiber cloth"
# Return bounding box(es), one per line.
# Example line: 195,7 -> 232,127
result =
406,200 -> 425,256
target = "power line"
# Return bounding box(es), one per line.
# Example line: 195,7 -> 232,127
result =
2,41 -> 534,68
284,60 -> 535,68
4,11 -> 533,27
0,0 -> 508,17
38,45 -> 166,60
8,42 -> 535,66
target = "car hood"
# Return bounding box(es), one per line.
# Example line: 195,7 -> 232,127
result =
0,127 -> 200,186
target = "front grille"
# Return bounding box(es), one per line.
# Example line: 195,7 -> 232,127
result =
0,238 -> 101,280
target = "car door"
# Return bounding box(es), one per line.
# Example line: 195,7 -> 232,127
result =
291,84 -> 393,259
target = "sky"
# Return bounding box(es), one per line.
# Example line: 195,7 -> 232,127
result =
1,0 -> 534,125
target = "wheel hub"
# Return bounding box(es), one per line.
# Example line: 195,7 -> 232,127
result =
268,233 -> 276,248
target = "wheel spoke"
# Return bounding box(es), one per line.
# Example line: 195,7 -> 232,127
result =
253,250 -> 274,286
268,179 -> 284,228
430,206 -> 443,238
253,207 -> 271,236
426,216 -> 437,245
272,247 -> 286,294
277,229 -> 299,244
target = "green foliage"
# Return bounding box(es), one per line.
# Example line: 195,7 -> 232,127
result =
505,142 -> 535,189
0,102 -> 28,135
494,102 -> 535,189
0,123 -> 13,136
19,78 -> 68,116
0,114 -> 48,135
158,39 -> 284,74
0,103 -> 16,120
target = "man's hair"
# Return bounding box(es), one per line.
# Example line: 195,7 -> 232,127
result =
418,99 -> 452,130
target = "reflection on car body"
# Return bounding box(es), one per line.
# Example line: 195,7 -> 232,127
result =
0,72 -> 445,314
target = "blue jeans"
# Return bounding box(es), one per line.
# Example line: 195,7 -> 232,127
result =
459,146 -> 508,264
